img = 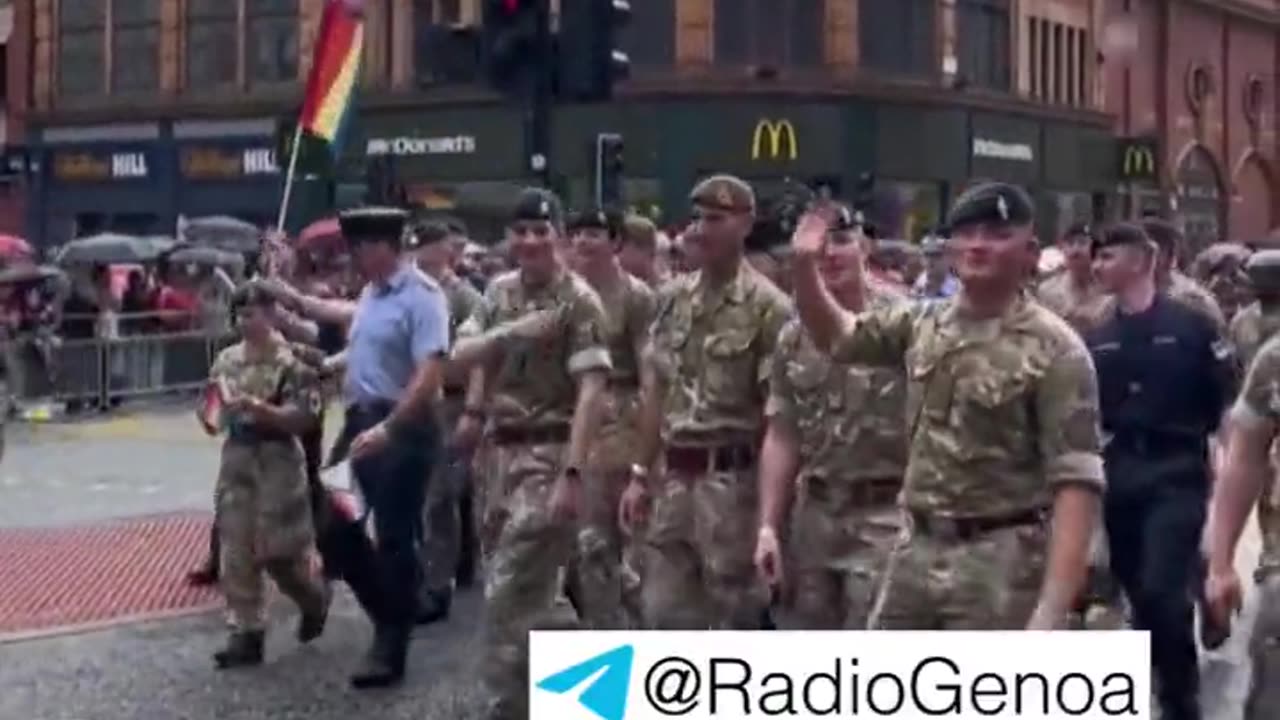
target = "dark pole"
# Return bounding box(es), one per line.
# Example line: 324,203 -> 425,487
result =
525,0 -> 553,188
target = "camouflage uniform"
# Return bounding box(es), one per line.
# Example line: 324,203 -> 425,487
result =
420,270 -> 485,598
643,256 -> 792,629
828,292 -> 1106,630
767,281 -> 907,629
1036,271 -> 1112,335
568,271 -> 655,629
1231,301 -> 1280,577
462,267 -> 610,720
210,341 -> 327,635
1168,271 -> 1228,333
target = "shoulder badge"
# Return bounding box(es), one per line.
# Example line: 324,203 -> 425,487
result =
1212,338 -> 1234,361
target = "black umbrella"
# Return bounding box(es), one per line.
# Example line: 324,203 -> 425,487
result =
55,233 -> 176,265
0,264 -> 65,286
182,215 -> 262,253
164,243 -> 246,271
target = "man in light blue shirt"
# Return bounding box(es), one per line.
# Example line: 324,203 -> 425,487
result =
911,232 -> 960,300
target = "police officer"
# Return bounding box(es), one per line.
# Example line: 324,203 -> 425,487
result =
327,207 -> 451,688
1086,223 -> 1237,720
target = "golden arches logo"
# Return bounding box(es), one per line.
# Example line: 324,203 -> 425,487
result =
751,119 -> 798,161
1123,145 -> 1156,177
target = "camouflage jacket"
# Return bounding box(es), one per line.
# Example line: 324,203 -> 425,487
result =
827,293 -> 1105,518
597,271 -> 657,388
1230,301 -> 1280,369
459,268 -> 611,429
767,281 -> 907,483
1036,271 -> 1111,335
209,340 -> 323,437
647,262 -> 792,446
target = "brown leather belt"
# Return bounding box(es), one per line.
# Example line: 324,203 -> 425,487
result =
910,508 -> 1045,542
665,444 -> 755,474
807,475 -> 901,506
443,386 -> 466,400
492,424 -> 571,446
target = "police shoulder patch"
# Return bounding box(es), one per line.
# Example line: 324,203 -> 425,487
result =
1212,339 -> 1235,361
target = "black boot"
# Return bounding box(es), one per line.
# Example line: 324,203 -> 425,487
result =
416,588 -> 452,626
350,626 -> 408,689
213,631 -> 264,669
298,582 -> 333,644
456,491 -> 477,589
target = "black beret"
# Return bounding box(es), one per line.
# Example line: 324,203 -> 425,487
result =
1064,222 -> 1095,241
511,187 -> 564,226
339,206 -> 409,245
413,220 -> 453,247
1139,218 -> 1182,255
567,206 -> 623,236
946,182 -> 1035,230
1246,249 -> 1280,291
1091,223 -> 1151,255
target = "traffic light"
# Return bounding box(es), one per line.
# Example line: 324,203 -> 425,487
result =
595,133 -> 624,206
558,0 -> 631,101
482,0 -> 543,92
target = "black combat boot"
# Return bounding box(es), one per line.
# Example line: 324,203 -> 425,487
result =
350,626 -> 408,689
416,587 -> 452,626
298,582 -> 333,644
213,631 -> 265,669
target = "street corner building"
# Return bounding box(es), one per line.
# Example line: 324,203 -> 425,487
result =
7,0 -> 1279,250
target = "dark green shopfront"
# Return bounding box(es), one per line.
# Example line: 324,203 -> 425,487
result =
308,98 -> 1117,245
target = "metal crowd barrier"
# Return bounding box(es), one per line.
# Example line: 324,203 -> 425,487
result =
8,329 -> 236,412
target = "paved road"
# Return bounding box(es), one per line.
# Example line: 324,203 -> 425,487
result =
0,407 -> 1267,719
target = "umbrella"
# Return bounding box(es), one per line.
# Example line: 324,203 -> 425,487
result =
0,264 -> 64,286
182,215 -> 262,253
55,233 -> 176,265
298,217 -> 342,249
164,243 -> 246,271
0,234 -> 32,260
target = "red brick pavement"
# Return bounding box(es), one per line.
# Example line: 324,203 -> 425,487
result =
0,512 -> 219,640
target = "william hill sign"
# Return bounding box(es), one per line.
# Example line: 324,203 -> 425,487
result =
1118,138 -> 1159,182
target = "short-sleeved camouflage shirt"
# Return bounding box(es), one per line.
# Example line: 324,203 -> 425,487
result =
460,268 -> 611,428
1036,271 -> 1111,334
647,262 -> 792,445
828,294 -> 1105,517
441,271 -> 484,342
1232,335 -> 1280,431
598,271 -> 657,386
210,341 -> 323,431
767,281 -> 908,481
1230,301 -> 1280,369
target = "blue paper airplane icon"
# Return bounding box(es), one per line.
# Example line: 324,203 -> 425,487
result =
536,643 -> 635,720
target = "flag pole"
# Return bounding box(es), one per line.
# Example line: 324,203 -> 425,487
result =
276,124 -> 305,233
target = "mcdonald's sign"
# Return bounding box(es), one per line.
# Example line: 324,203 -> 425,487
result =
751,119 -> 798,161
1118,138 -> 1159,182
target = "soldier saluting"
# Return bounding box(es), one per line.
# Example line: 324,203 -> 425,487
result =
789,182 -> 1104,630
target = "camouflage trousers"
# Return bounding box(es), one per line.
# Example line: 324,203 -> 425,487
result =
216,439 -> 325,633
783,479 -> 900,629
868,516 -> 1045,630
1246,571 -> 1280,718
479,439 -> 577,720
639,467 -> 767,629
566,388 -> 641,629
1256,446 -> 1280,573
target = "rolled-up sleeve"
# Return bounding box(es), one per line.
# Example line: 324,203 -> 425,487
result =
1036,340 -> 1106,491
566,290 -> 612,376
764,321 -> 800,432
829,302 -> 918,368
408,287 -> 451,363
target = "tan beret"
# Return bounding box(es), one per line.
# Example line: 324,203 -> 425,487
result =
689,174 -> 755,213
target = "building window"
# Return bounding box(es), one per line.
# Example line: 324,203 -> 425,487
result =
414,0 -> 480,85
58,0 -> 106,97
247,0 -> 298,86
713,0 -> 824,68
956,0 -> 1010,91
1028,16 -> 1087,107
111,0 -> 160,93
858,0 -> 934,77
625,0 -> 674,68
186,0 -> 237,89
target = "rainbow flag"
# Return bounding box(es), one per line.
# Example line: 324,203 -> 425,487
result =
298,0 -> 365,154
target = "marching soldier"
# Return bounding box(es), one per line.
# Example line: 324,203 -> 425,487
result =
1230,250 -> 1280,368
455,188 -> 610,720
619,174 -> 792,630
412,220 -> 485,623
564,206 -> 656,630
206,286 -> 330,669
789,182 -> 1103,630
753,204 -> 907,629
1036,223 -> 1111,334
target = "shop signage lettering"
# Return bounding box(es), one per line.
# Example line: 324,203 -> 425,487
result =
1118,138 -> 1159,182
972,138 -> 1034,162
751,119 -> 798,161
182,147 -> 279,179
53,151 -> 149,181
366,135 -> 477,157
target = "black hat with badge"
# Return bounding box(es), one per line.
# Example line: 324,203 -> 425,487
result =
945,181 -> 1035,230
1090,222 -> 1152,256
511,187 -> 565,228
567,205 -> 623,237
340,206 -> 410,247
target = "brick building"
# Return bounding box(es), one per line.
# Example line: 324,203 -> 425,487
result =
1105,0 -> 1279,253
0,0 -> 30,236
20,0 -> 1249,248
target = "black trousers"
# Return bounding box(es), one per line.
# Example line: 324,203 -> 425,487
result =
344,404 -> 438,632
1104,452 -> 1207,720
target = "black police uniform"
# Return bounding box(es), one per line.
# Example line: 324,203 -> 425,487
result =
1085,227 -> 1237,720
